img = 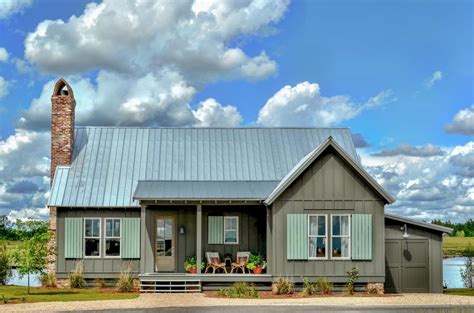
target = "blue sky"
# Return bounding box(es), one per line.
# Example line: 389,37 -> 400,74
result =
0,0 -> 472,222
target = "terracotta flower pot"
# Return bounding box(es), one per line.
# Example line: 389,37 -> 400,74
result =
253,266 -> 263,274
189,267 -> 197,274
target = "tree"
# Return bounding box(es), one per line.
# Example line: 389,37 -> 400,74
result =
11,232 -> 53,294
0,241 -> 12,285
460,245 -> 474,288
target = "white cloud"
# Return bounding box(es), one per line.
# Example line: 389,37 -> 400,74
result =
372,143 -> 446,157
445,105 -> 474,136
0,0 -> 32,19
193,98 -> 243,127
257,81 -> 394,127
0,47 -> 8,62
425,70 -> 443,88
0,76 -> 9,98
7,207 -> 49,221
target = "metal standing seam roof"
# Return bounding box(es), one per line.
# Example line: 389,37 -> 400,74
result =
385,213 -> 453,233
48,127 -> 359,207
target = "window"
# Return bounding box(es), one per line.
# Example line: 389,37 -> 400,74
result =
105,218 -> 121,257
84,218 -> 101,257
224,216 -> 239,244
331,214 -> 350,259
308,215 -> 327,259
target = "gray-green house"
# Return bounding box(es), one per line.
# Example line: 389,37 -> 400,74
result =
47,79 -> 451,293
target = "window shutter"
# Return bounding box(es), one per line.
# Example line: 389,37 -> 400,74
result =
64,217 -> 83,258
287,214 -> 308,260
122,218 -> 140,258
351,214 -> 372,260
208,216 -> 224,244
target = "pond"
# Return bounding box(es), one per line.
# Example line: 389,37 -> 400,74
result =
443,256 -> 469,289
6,269 -> 41,287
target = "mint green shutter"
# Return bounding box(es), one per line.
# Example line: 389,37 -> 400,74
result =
208,216 -> 224,244
64,218 -> 83,258
122,218 -> 140,258
287,214 -> 308,260
351,214 -> 372,260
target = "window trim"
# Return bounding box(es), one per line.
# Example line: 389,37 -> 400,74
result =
223,216 -> 239,245
330,214 -> 351,260
307,214 -> 328,260
104,218 -> 122,258
84,218 -> 101,258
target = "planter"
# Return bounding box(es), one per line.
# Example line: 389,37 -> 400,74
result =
253,266 -> 263,274
189,267 -> 197,274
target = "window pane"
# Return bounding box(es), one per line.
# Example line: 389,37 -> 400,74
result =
332,216 -> 340,236
85,220 -> 92,237
105,239 -> 120,256
309,216 -> 318,236
106,219 -> 113,237
114,219 -> 121,237
341,216 -> 349,236
225,217 -> 237,230
225,230 -> 237,243
165,219 -> 172,240
85,238 -> 100,256
332,237 -> 342,258
341,237 -> 350,257
92,219 -> 100,237
318,216 -> 326,236
164,239 -> 172,256
309,237 -> 326,258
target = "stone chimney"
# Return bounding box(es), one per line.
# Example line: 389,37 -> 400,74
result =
50,78 -> 75,185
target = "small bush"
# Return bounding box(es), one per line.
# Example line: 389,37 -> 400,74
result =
39,271 -> 57,287
302,277 -> 318,295
272,277 -> 294,295
94,278 -> 107,288
1,294 -> 9,304
316,277 -> 333,295
69,261 -> 87,288
366,285 -> 379,294
218,282 -> 259,298
116,267 -> 134,292
346,266 -> 359,295
0,242 -> 12,285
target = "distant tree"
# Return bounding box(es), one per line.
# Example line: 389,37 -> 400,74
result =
13,219 -> 48,241
432,219 -> 474,237
0,242 -> 12,285
456,230 -> 466,238
11,232 -> 53,294
460,245 -> 474,288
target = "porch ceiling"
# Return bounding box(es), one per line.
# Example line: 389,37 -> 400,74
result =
133,180 -> 279,201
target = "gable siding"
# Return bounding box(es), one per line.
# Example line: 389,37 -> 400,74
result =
271,149 -> 385,282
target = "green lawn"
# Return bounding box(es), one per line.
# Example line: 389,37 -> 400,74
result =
0,286 -> 138,304
444,288 -> 474,296
443,237 -> 474,256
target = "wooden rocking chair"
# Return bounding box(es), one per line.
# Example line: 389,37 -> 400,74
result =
204,252 -> 227,274
231,251 -> 250,274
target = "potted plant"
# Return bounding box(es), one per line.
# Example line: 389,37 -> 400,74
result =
247,254 -> 266,274
184,256 -> 204,274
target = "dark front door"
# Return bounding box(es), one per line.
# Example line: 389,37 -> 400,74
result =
155,216 -> 176,272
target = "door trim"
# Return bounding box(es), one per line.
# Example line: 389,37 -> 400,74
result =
154,215 -> 177,272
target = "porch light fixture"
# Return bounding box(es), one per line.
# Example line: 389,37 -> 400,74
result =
400,224 -> 409,239
180,226 -> 185,234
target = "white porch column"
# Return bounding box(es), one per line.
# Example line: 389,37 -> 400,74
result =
196,204 -> 202,274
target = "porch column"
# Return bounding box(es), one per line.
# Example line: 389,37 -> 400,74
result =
266,205 -> 272,275
196,204 -> 202,274
140,204 -> 146,274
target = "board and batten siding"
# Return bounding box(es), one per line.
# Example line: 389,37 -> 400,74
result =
271,149 -> 385,282
57,208 -> 141,279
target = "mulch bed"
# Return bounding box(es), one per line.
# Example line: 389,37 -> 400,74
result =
204,291 -> 399,299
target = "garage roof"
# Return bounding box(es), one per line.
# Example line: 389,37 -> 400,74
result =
385,213 -> 453,233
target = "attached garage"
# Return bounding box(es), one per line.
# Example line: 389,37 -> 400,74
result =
384,214 -> 452,293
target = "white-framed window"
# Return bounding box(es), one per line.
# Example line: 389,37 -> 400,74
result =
331,214 -> 351,259
308,214 -> 327,259
224,216 -> 239,244
105,218 -> 121,257
84,218 -> 101,258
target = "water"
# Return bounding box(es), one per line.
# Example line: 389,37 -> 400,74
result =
443,257 -> 469,289
6,269 -> 41,287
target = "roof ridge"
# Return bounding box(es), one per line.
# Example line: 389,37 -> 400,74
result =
74,126 -> 352,130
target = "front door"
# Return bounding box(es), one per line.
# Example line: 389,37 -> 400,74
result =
155,217 -> 176,272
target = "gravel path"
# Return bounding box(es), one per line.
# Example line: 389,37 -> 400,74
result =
2,293 -> 474,312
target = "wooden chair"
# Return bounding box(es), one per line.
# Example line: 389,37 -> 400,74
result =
204,252 -> 227,274
231,251 -> 250,274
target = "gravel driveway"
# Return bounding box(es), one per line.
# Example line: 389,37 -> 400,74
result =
2,293 -> 474,312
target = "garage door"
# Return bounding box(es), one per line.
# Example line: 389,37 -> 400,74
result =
385,239 -> 429,293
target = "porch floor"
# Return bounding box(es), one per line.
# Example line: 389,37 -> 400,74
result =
139,272 -> 272,283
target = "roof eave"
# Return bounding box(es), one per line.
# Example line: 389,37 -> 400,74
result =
385,213 -> 453,233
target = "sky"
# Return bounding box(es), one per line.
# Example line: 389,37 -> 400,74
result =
0,0 -> 473,222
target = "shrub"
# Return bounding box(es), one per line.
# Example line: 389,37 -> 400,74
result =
116,267 -> 134,292
316,277 -> 333,295
272,277 -> 294,295
366,285 -> 379,294
218,282 -> 258,298
69,261 -> 87,288
302,277 -> 318,295
346,266 -> 359,295
39,271 -> 57,287
460,245 -> 473,288
1,294 -> 9,304
94,278 -> 107,288
0,242 -> 12,285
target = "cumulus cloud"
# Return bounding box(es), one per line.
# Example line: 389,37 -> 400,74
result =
0,0 -> 32,19
0,76 -> 9,98
193,98 -> 243,127
0,47 -> 8,62
425,70 -> 443,88
362,141 -> 474,223
445,105 -> 474,136
372,143 -> 446,157
7,207 -> 49,221
352,133 -> 370,148
257,81 -> 394,127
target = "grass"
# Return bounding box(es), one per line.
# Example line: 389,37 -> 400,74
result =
3,240 -> 21,251
0,286 -> 138,304
444,288 -> 474,296
443,237 -> 474,257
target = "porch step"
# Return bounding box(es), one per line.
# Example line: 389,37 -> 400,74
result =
140,279 -> 202,293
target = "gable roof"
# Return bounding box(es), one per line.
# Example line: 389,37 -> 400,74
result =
385,213 -> 453,233
264,137 -> 395,205
48,127 -> 359,207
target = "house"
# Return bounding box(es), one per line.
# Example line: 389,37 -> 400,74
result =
47,79 -> 452,293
